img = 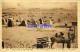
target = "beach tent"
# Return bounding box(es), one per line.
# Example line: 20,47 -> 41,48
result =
2,19 -> 5,25
7,18 -> 14,27
18,20 -> 27,26
39,18 -> 42,24
30,18 -> 36,25
36,20 -> 40,27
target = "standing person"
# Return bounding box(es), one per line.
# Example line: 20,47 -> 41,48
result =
67,37 -> 71,48
71,34 -> 75,43
50,37 -> 55,48
62,37 -> 65,48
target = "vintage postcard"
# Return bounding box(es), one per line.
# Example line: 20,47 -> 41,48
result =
0,0 -> 80,52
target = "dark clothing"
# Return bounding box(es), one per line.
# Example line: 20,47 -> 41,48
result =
8,19 -> 14,27
71,34 -> 75,42
63,42 -> 65,48
2,19 -> 5,25
67,38 -> 71,48
37,44 -> 43,48
67,41 -> 71,48
51,42 -> 54,48
19,20 -> 26,26
59,32 -> 64,38
39,18 -> 42,24
62,37 -> 65,48
2,41 -> 4,48
50,37 -> 55,48
65,23 -> 67,26
60,32 -> 64,36
55,33 -> 58,37
68,32 -> 70,38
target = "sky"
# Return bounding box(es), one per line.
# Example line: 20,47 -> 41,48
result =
2,2 -> 77,10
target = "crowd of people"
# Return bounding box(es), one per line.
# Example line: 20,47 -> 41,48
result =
50,32 -> 75,48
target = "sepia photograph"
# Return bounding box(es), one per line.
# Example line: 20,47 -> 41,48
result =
2,2 -> 78,48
